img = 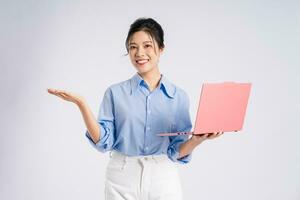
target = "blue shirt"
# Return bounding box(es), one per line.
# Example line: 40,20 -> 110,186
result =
85,73 -> 193,164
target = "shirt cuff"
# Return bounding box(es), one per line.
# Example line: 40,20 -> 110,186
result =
85,124 -> 111,153
167,143 -> 192,164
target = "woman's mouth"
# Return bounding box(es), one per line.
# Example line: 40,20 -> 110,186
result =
136,59 -> 149,65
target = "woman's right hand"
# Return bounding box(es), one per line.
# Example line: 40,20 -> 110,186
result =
47,88 -> 85,105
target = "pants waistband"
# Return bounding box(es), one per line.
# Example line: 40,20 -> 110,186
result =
109,150 -> 169,163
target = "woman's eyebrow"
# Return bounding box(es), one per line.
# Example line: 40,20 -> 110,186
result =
129,41 -> 152,45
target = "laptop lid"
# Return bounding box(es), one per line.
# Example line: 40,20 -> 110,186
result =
193,82 -> 251,134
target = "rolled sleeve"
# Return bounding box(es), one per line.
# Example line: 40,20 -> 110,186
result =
167,134 -> 192,164
167,90 -> 193,164
85,88 -> 115,153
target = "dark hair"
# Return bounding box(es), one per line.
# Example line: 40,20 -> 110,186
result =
124,17 -> 165,56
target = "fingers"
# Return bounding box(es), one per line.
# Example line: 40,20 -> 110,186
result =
215,131 -> 224,135
47,88 -> 56,94
54,93 -> 67,100
48,88 -> 65,94
215,131 -> 223,136
192,133 -> 209,139
193,131 -> 225,142
47,88 -> 70,96
207,133 -> 216,139
218,131 -> 224,136
207,131 -> 224,139
48,88 -> 60,95
47,88 -> 69,100
191,133 -> 210,144
57,93 -> 68,99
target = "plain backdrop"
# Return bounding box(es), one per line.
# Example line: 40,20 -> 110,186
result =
1,0 -> 299,199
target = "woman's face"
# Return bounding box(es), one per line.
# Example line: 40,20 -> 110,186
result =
128,31 -> 163,75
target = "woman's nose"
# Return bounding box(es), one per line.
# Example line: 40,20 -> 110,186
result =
136,47 -> 145,57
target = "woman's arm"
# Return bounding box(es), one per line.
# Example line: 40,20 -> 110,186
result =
178,137 -> 201,159
77,100 -> 101,144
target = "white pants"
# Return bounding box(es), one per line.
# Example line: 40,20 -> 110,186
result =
105,150 -> 183,200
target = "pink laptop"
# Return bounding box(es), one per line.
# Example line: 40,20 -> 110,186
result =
157,82 -> 252,136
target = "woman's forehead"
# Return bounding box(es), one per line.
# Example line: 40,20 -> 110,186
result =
129,31 -> 154,45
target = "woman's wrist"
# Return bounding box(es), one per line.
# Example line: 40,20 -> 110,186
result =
190,135 -> 205,146
190,135 -> 206,145
76,97 -> 86,107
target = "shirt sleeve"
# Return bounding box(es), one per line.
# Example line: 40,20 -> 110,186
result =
167,90 -> 193,164
85,87 -> 115,153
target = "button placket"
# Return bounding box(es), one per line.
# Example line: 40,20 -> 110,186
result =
144,95 -> 152,153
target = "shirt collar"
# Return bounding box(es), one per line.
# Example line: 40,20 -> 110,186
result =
130,73 -> 176,98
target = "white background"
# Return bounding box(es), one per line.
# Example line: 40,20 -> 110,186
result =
1,0 -> 299,199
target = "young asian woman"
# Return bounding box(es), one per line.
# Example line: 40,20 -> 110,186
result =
47,17 -> 224,200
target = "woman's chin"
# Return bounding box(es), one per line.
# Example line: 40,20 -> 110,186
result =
135,66 -> 150,74
134,63 -> 158,75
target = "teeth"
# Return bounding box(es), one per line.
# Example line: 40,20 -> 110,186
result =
136,59 -> 148,64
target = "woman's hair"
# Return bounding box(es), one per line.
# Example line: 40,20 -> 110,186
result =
124,17 -> 165,56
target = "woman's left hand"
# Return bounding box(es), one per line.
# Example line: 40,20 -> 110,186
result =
206,131 -> 224,140
191,131 -> 224,144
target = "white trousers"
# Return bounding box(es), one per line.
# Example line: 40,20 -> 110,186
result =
105,150 -> 183,200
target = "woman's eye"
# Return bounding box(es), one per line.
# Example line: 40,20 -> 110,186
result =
145,44 -> 152,48
129,46 -> 136,50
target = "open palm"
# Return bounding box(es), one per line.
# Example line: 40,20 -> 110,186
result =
47,88 -> 84,105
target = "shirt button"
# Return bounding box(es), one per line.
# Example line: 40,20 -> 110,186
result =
148,110 -> 151,114
145,146 -> 149,150
147,126 -> 150,130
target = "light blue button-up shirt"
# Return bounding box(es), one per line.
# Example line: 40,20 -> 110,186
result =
85,73 -> 193,164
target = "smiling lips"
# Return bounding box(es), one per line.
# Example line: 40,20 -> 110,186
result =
136,59 -> 149,65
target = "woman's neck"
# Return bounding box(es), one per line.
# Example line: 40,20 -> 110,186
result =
138,67 -> 161,92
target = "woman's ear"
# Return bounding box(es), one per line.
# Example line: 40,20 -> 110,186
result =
159,47 -> 165,54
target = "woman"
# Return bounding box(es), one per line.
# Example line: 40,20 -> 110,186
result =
48,17 -> 223,200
